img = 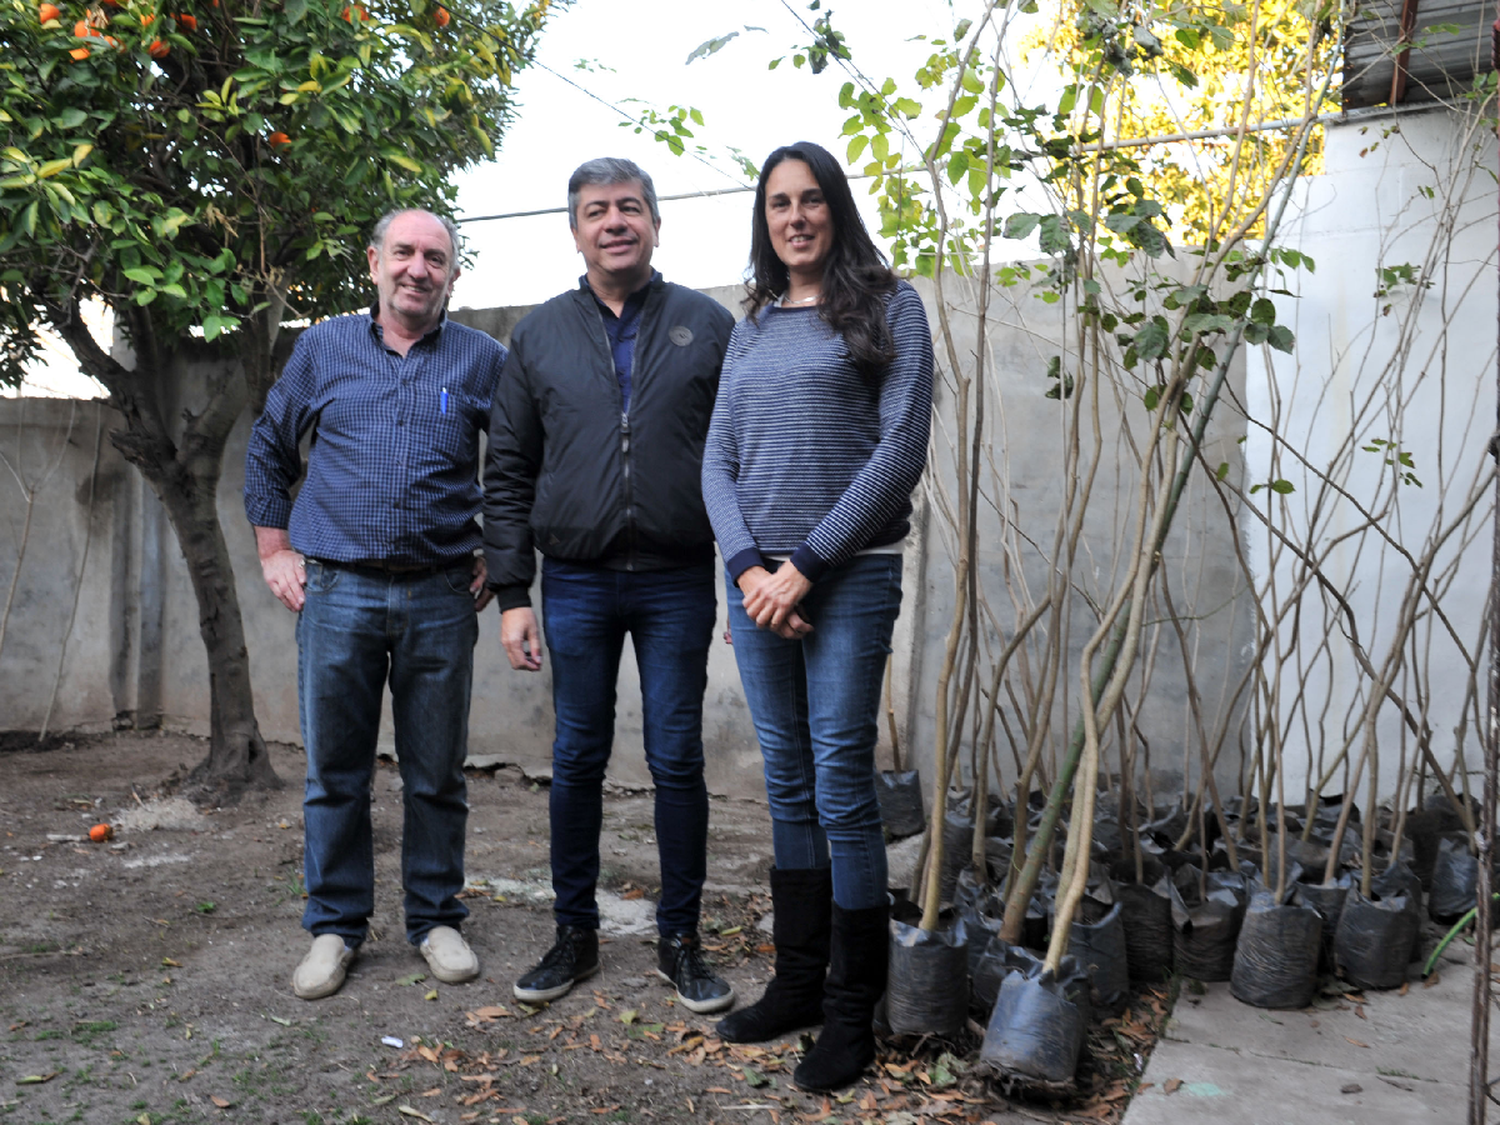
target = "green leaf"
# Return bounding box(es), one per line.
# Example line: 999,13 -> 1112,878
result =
123,267 -> 160,285
1133,319 -> 1171,360
1270,479 -> 1295,494
1267,325 -> 1295,353
1004,213 -> 1040,240
54,108 -> 88,129
385,152 -> 423,173
846,134 -> 868,164
1216,461 -> 1230,481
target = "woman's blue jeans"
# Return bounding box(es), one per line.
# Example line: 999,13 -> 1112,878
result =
297,559 -> 478,946
727,553 -> 902,910
541,558 -> 717,938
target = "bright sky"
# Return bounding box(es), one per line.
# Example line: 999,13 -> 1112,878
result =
450,0 -> 986,309
15,0 -> 1005,396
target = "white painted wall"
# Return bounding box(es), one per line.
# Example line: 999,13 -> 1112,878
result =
1245,104 -> 1498,807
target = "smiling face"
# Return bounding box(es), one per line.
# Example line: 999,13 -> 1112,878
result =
572,179 -> 660,294
366,211 -> 459,334
764,158 -> 834,286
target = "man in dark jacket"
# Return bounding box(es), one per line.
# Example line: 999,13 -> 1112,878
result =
483,157 -> 736,1013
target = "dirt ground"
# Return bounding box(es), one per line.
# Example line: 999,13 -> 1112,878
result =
0,731 -> 1168,1125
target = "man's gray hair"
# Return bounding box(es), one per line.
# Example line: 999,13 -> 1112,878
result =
567,158 -> 659,229
368,209 -> 463,264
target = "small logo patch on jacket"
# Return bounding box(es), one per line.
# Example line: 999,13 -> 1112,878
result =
668,326 -> 694,347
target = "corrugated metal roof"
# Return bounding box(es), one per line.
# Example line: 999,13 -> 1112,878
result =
1343,0 -> 1495,108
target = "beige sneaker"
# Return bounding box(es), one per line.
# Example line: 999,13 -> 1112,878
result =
292,934 -> 356,1000
419,925 -> 479,984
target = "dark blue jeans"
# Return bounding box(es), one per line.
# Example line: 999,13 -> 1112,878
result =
727,554 -> 902,911
297,559 -> 478,946
541,558 -> 716,938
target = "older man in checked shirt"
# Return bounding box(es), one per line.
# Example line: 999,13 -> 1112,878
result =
245,209 -> 504,1001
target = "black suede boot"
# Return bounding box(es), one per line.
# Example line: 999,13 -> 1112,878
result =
717,867 -> 832,1043
792,899 -> 889,1093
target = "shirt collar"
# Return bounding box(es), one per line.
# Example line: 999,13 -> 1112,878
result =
367,304 -> 448,345
580,270 -> 660,314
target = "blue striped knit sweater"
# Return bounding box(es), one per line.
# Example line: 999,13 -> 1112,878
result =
702,280 -> 934,584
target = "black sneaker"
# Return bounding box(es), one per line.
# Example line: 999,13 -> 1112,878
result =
514,925 -> 600,1002
657,932 -> 735,1014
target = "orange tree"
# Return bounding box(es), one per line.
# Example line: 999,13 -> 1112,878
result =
0,0 -> 558,791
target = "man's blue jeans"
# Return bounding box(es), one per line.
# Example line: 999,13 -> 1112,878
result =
727,554 -> 902,911
297,559 -> 478,946
541,558 -> 716,938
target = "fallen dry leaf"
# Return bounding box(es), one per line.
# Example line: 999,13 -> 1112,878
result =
210,1095 -> 231,1109
1344,1037 -> 1370,1049
1163,1078 -> 1183,1095
1355,1005 -> 1366,1020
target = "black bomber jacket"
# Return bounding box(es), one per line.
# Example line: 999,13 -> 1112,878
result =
482,276 -> 736,611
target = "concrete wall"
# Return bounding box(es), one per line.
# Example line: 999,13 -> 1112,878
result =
0,274 -> 1257,807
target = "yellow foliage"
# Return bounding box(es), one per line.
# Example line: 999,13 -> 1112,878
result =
1022,0 -> 1339,241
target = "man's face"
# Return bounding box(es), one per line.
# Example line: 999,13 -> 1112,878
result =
366,211 -> 459,330
572,180 -> 659,287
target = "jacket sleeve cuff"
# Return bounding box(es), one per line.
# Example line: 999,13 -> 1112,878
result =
724,547 -> 766,587
789,544 -> 829,584
492,584 -> 533,612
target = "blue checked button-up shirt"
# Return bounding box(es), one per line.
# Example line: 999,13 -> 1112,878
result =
244,311 -> 506,565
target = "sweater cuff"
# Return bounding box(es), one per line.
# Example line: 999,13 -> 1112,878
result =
789,544 -> 829,584
724,547 -> 766,587
492,584 -> 533,613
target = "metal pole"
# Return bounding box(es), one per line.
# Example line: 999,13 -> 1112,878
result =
1472,14 -> 1500,1123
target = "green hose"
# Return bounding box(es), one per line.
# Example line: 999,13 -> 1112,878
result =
1423,893 -> 1500,978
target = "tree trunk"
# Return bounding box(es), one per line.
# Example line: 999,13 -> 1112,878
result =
147,455 -> 281,797
48,302 -> 280,797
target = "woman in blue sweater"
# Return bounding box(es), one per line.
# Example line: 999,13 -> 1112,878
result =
702,141 -> 934,1092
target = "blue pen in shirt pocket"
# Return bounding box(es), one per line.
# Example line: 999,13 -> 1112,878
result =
440,387 -> 449,415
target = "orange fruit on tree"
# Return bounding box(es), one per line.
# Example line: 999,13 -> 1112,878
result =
434,6 -> 450,26
267,130 -> 291,149
175,12 -> 196,29
39,3 -> 62,22
140,11 -> 153,24
69,45 -> 90,59
148,37 -> 167,56
72,17 -> 93,34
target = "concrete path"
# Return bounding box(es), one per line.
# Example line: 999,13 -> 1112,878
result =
1123,941 -> 1483,1124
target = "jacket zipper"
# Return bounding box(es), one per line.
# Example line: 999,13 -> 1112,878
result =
585,292 -> 641,570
